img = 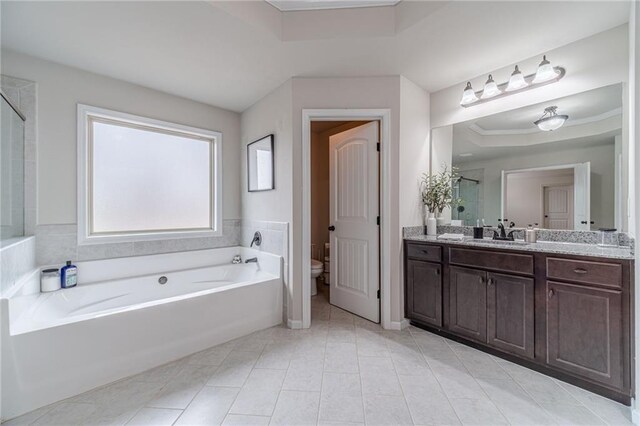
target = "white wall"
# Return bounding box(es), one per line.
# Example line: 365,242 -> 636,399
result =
0,49 -> 242,225
240,80 -> 293,319
398,76 -> 430,323
454,143 -> 616,229
430,125 -> 453,221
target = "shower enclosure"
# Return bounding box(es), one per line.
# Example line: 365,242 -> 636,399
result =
453,175 -> 480,226
1,92 -> 26,241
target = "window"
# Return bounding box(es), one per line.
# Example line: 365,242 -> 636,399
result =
77,105 -> 222,245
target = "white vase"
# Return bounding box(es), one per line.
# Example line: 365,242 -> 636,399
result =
426,212 -> 437,236
436,213 -> 446,226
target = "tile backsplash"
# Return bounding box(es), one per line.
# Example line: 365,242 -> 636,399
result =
403,225 -> 635,251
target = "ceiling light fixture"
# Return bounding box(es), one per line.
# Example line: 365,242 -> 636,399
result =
480,74 -> 501,99
505,65 -> 528,92
459,56 -> 565,107
534,106 -> 568,131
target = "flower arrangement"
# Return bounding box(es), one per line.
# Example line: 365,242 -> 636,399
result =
420,164 -> 460,215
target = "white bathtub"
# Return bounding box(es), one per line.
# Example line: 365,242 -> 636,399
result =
0,246 -> 283,421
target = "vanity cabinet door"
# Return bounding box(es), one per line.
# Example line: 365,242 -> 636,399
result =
406,259 -> 442,327
546,281 -> 623,389
486,273 -> 534,359
449,266 -> 487,342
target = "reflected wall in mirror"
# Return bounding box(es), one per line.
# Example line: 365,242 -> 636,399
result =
1,92 -> 26,240
247,134 -> 275,192
434,83 -> 625,231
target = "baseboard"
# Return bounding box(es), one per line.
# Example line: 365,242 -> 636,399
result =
387,319 -> 410,331
287,319 -> 303,329
631,404 -> 640,425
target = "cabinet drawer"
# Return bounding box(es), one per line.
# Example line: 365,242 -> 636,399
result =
449,248 -> 533,275
547,258 -> 622,289
406,243 -> 442,262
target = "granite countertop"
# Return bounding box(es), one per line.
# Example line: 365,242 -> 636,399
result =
405,235 -> 635,260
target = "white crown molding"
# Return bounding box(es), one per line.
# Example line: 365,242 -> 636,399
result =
468,107 -> 622,136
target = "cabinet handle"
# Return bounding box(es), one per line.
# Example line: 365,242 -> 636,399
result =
435,269 -> 440,276
421,249 -> 429,254
573,268 -> 588,274
548,289 -> 554,299
480,277 -> 485,284
487,278 -> 494,286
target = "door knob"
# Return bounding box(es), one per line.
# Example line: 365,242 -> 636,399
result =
328,225 -> 335,231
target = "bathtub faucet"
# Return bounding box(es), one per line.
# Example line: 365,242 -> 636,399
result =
250,231 -> 262,247
245,257 -> 258,263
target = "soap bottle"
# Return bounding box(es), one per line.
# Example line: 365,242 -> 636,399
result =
525,225 -> 537,243
61,260 -> 78,288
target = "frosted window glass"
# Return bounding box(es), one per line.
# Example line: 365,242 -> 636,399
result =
91,120 -> 212,234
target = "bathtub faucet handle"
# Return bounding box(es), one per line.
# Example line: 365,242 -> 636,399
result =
232,255 -> 242,264
250,231 -> 262,247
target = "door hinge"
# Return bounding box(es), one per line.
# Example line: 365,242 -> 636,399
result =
376,216 -> 380,226
376,142 -> 380,152
377,289 -> 381,299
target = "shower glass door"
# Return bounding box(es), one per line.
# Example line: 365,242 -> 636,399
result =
453,178 -> 479,226
1,93 -> 26,240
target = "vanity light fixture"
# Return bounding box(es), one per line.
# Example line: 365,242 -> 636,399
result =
459,55 -> 565,107
460,82 -> 479,105
534,106 -> 568,131
505,65 -> 528,92
532,55 -> 559,84
480,74 -> 501,99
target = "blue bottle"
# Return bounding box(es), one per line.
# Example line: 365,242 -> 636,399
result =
61,260 -> 78,288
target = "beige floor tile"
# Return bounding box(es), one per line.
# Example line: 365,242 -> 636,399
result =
126,408 -> 182,426
270,390 -> 320,425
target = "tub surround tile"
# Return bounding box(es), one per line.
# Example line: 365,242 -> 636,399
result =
34,219 -> 242,266
0,236 -> 36,295
9,296 -> 632,425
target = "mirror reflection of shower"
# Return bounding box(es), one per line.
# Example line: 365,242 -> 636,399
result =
453,175 -> 480,226
1,92 -> 26,241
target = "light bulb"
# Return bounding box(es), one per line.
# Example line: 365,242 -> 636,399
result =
532,55 -> 559,84
460,82 -> 479,105
480,74 -> 501,99
505,65 -> 528,92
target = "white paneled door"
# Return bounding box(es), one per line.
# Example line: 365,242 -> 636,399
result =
544,185 -> 574,229
329,122 -> 379,323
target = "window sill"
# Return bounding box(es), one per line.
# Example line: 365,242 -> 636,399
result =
77,229 -> 223,246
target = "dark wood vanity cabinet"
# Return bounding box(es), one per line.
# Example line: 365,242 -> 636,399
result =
406,259 -> 442,327
449,266 -> 487,341
404,240 -> 634,404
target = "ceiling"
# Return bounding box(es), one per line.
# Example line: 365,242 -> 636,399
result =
452,84 -> 623,164
0,1 -> 630,112
266,0 -> 400,11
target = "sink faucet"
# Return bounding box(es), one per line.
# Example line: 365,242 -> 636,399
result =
493,222 -> 515,241
245,257 -> 258,263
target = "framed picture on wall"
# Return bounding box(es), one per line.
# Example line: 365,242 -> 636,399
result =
247,134 -> 274,192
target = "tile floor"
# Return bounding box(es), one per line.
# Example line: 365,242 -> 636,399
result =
4,290 -> 634,426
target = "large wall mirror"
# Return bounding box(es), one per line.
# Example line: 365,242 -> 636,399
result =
432,83 -> 625,232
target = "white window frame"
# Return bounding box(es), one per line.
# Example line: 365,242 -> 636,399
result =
77,104 -> 223,245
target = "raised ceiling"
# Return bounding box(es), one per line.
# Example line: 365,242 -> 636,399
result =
0,1 -> 630,112
266,0 -> 401,11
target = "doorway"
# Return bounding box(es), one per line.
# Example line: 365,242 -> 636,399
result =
310,120 -> 380,324
302,109 -> 392,330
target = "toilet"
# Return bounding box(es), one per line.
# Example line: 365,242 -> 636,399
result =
311,259 -> 324,296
